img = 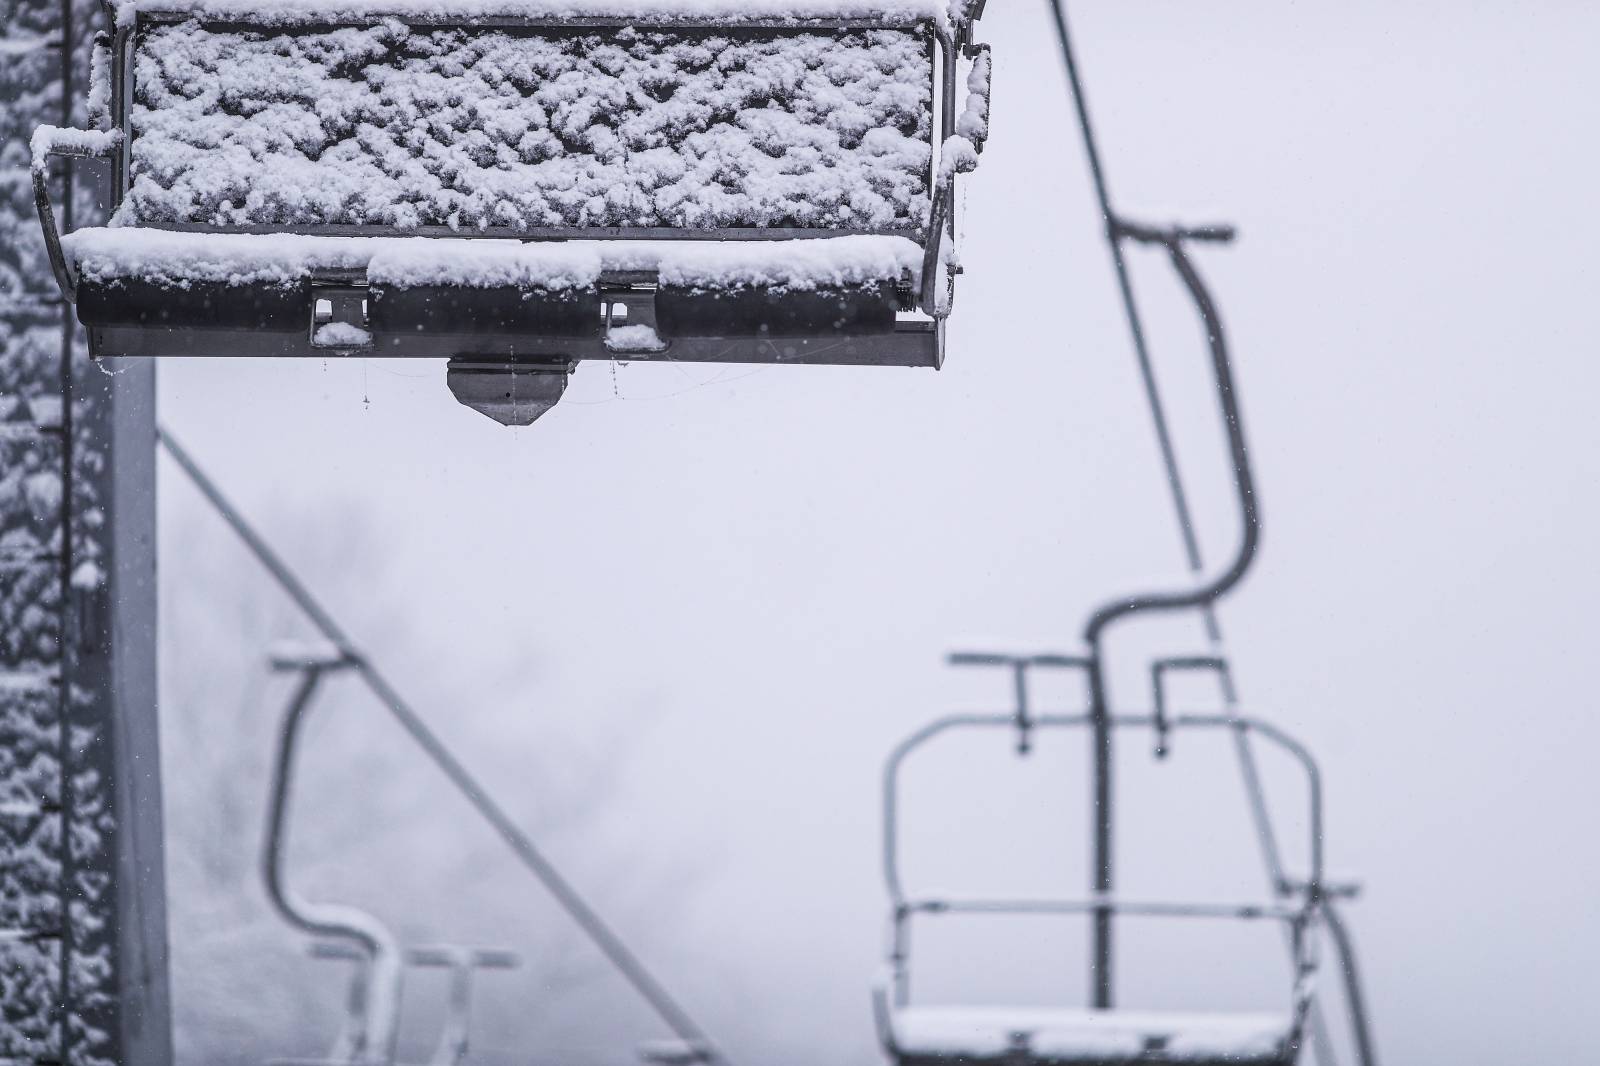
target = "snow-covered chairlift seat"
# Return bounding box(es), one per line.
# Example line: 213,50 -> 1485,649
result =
878,1005 -> 1298,1066
32,0 -> 991,422
875,705 -> 1328,1066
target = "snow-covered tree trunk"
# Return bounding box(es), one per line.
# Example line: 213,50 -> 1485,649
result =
1,0 -> 169,1062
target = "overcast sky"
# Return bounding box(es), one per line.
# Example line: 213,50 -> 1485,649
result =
156,3 -> 1600,1065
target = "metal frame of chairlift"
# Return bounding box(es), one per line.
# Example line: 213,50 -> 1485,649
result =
874,659 -> 1326,1065
873,3 -> 1379,1064
29,2 -> 993,422
158,430 -> 728,1066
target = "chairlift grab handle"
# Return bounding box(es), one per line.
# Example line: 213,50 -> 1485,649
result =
1112,216 -> 1238,247
30,125 -> 122,304
920,39 -> 990,317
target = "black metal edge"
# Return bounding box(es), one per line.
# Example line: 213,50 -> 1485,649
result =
89,321 -> 941,367
128,223 -> 931,242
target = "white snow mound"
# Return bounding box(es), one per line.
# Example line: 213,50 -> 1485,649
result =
62,228 -> 924,291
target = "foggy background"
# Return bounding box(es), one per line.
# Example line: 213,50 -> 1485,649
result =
155,3 -> 1600,1065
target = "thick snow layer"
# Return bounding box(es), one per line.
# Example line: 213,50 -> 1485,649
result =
64,229 -> 376,287
937,134 -> 977,183
891,1007 -> 1291,1062
62,228 -> 922,291
122,22 -> 933,232
606,323 -> 668,351
312,322 -> 374,347
88,41 -> 114,128
366,239 -> 605,289
613,234 -> 921,288
30,125 -> 121,171
954,49 -> 990,144
117,0 -> 956,28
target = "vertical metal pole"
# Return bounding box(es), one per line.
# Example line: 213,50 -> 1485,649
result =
1085,656 -> 1112,1008
55,0 -> 78,1059
1041,0 -> 1144,1008
105,360 -> 172,1066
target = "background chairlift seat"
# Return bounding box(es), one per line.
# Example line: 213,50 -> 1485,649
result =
263,644 -> 524,1066
882,1007 -> 1296,1066
873,653 -> 1332,1066
31,0 -> 992,424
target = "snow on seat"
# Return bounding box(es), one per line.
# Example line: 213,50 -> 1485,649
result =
886,1006 -> 1295,1066
60,227 -> 924,350
116,20 -> 936,234
32,0 -> 991,422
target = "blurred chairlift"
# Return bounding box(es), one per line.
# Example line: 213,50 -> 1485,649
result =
262,642 -> 520,1066
872,652 -> 1358,1066
31,0 -> 993,424
869,1 -> 1382,1062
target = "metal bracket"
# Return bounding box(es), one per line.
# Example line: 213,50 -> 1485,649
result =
946,651 -> 1090,754
601,277 -> 667,354
309,284 -> 373,351
1149,656 -> 1231,759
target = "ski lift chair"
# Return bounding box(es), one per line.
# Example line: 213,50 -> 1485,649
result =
873,653 -> 1333,1066
31,0 -> 993,424
264,643 -> 521,1066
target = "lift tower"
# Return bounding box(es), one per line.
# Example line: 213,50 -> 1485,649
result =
0,1 -> 170,1063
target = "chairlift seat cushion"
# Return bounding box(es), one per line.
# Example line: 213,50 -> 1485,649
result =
890,1007 -> 1293,1066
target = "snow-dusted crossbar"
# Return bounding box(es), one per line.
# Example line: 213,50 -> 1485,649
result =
32,0 -> 990,421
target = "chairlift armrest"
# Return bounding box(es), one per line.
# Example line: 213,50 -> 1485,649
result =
920,181 -> 955,318
29,125 -> 122,303
406,945 -> 521,970
956,42 -> 992,151
1279,876 -> 1361,901
870,977 -> 902,1056
1113,216 -> 1238,247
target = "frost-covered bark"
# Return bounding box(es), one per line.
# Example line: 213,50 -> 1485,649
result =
1,1 -> 122,1063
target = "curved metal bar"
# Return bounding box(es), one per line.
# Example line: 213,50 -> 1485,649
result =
882,713 -> 1089,903
919,181 -> 954,317
30,127 -> 124,303
1083,234 -> 1259,646
263,664 -> 404,1064
1321,900 -> 1380,1066
30,148 -> 78,302
1168,715 -> 1322,892
920,26 -> 973,318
